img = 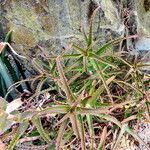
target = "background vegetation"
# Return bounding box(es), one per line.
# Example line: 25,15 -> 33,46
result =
0,8 -> 150,150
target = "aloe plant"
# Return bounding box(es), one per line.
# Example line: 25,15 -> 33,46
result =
0,8 -> 149,150
0,31 -> 30,101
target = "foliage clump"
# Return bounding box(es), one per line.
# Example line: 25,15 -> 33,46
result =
0,9 -> 150,150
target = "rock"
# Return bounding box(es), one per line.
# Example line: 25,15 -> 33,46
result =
0,0 -> 150,68
135,37 -> 150,51
135,0 -> 150,37
132,0 -> 150,52
0,0 -> 125,58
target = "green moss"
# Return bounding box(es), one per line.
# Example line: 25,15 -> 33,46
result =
6,1 -> 59,38
12,26 -> 37,47
7,5 -> 41,32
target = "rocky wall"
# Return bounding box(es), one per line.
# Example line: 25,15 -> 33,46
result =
0,0 -> 150,60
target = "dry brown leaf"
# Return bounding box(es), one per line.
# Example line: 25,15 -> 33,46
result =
6,98 -> 23,114
121,115 -> 137,123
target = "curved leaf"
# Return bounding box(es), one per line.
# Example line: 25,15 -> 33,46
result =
32,116 -> 51,143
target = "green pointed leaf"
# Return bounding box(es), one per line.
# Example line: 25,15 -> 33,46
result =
72,44 -> 87,56
90,58 -> 113,102
39,105 -> 70,116
87,115 -> 94,149
32,116 -> 51,143
56,56 -> 75,104
56,118 -> 69,150
1,30 -> 13,57
0,58 -> 14,89
78,115 -> 86,150
96,37 -> 126,56
69,113 -> 80,138
4,30 -> 13,43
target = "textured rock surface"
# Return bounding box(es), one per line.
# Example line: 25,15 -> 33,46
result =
135,0 -> 150,36
0,0 -> 125,57
134,0 -> 150,51
0,0 -> 149,57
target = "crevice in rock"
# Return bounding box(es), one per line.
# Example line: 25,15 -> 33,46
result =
144,0 -> 150,12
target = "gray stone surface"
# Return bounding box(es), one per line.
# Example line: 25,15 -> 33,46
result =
135,0 -> 150,37
135,37 -> 150,51
0,0 -> 125,58
0,0 -> 150,61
